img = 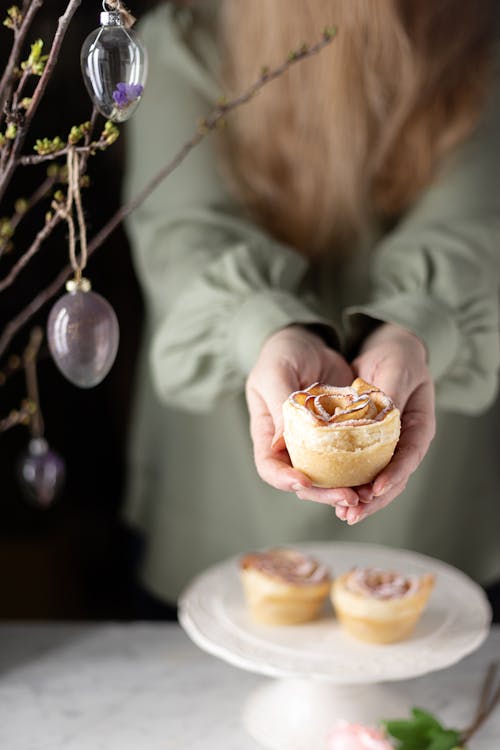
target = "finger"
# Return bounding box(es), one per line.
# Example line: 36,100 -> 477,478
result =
359,360 -> 415,412
345,479 -> 407,524
247,387 -> 311,491
271,433 -> 286,451
258,450 -> 312,492
258,367 -> 298,445
296,486 -> 359,506
322,351 -> 354,388
372,381 -> 435,497
356,484 -> 374,503
352,325 -> 428,410
335,505 -> 349,521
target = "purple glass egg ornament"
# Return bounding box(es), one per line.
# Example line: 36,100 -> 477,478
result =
47,278 -> 119,388
17,437 -> 65,509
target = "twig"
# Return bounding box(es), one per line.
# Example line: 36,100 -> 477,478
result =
0,211 -> 63,292
18,138 -> 109,165
0,0 -> 44,119
461,661 -> 500,744
23,326 -> 44,437
0,28 -> 337,359
0,172 -> 57,258
0,400 -> 34,432
0,352 -> 22,386
0,0 -> 82,205
11,65 -> 32,112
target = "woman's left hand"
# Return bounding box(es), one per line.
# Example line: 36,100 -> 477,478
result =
335,322 -> 436,525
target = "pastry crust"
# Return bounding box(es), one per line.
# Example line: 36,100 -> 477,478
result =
331,567 -> 435,644
239,547 -> 331,625
282,378 -> 401,488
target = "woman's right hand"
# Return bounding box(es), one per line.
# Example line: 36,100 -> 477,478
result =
245,325 -> 360,508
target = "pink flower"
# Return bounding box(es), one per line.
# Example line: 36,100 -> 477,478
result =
326,721 -> 393,750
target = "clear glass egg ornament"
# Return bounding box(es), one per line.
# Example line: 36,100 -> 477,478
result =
47,279 -> 120,388
81,9 -> 147,122
17,437 -> 65,509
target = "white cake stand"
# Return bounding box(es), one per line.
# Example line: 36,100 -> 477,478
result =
178,542 -> 491,750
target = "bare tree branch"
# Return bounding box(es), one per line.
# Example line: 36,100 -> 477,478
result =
0,0 -> 44,119
0,28 -> 337,358
0,0 -> 82,204
0,211 -> 63,292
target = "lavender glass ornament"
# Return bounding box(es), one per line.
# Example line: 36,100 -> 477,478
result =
47,279 -> 119,388
81,10 -> 147,122
17,437 -> 65,509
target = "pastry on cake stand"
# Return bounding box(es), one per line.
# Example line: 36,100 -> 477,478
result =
179,542 -> 491,750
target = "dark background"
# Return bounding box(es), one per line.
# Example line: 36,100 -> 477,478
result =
0,1 -> 161,619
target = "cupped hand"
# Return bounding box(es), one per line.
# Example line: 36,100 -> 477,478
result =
334,322 -> 436,525
245,325 -> 359,506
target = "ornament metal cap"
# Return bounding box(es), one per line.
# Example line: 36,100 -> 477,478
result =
29,437 -> 49,456
66,277 -> 92,293
100,11 -> 124,26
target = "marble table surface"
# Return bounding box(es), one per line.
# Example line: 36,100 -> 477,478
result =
0,623 -> 499,749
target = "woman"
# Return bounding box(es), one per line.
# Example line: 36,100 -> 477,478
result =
123,0 -> 500,613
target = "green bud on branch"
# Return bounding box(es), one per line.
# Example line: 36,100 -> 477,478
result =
5,123 -> 17,139
323,25 -> 337,41
3,6 -> 22,31
46,164 -> 60,178
0,218 -> 14,240
21,39 -> 49,76
102,121 -> 119,145
197,118 -> 209,135
34,136 -> 64,155
68,126 -> 83,145
14,198 -> 28,214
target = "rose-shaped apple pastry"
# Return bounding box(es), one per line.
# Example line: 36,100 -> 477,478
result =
282,378 -> 401,487
239,547 -> 331,625
331,567 -> 435,644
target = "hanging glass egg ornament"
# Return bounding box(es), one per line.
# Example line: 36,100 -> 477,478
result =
17,437 -> 65,509
81,8 -> 147,122
47,278 -> 120,388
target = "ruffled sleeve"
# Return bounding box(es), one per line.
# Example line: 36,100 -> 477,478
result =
344,54 -> 500,414
125,5 -> 336,412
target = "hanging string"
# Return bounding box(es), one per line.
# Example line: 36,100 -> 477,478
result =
103,0 -> 136,28
69,148 -> 88,277
23,326 -> 44,439
54,148 -> 88,284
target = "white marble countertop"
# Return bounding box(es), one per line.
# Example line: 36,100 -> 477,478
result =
0,623 -> 498,749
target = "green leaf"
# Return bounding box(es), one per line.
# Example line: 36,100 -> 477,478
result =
384,707 -> 462,750
392,739 -> 424,750
384,719 -> 427,742
426,729 -> 462,750
411,708 -> 445,732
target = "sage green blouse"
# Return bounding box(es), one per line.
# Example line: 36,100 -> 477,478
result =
123,2 -> 500,602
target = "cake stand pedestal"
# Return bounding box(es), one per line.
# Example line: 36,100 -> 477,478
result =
179,542 -> 491,750
242,678 -> 412,749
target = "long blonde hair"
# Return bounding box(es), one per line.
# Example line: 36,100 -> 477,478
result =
219,0 -> 495,256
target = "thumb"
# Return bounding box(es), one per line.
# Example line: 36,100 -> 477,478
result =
264,370 -> 298,451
